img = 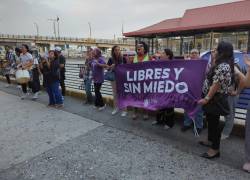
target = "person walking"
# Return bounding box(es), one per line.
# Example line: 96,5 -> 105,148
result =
198,41 -> 234,159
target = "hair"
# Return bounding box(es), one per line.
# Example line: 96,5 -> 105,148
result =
48,50 -> 58,60
15,47 -> 21,54
93,48 -> 102,58
137,41 -> 148,54
164,48 -> 174,60
111,45 -> 122,61
22,44 -> 30,52
208,41 -> 235,84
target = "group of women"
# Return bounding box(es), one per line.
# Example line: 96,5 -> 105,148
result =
81,41 -> 250,172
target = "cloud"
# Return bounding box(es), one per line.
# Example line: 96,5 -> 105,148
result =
0,0 -> 236,38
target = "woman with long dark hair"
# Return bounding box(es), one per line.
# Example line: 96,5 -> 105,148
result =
42,50 -> 63,107
198,41 -> 234,159
107,45 -> 127,116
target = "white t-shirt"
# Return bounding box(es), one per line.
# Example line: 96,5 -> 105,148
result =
20,52 -> 33,64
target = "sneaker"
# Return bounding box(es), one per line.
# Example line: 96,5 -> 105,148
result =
243,162 -> 250,173
152,121 -> 161,125
121,111 -> 127,117
17,85 -> 21,89
20,93 -> 28,100
5,84 -> 10,88
164,124 -> 171,130
93,106 -> 98,109
98,104 -> 106,111
112,108 -> 119,115
221,134 -> 229,140
32,92 -> 39,100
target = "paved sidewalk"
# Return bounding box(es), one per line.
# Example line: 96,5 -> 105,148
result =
0,82 -> 249,179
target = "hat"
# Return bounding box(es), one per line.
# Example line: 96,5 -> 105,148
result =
55,46 -> 62,52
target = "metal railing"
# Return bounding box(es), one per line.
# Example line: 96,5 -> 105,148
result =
65,63 -> 113,96
0,34 -> 135,45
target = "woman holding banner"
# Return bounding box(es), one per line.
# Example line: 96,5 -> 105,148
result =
131,41 -> 150,120
152,48 -> 175,129
106,45 -> 127,116
198,41 -> 234,159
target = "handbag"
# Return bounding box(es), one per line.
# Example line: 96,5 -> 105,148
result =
202,93 -> 230,116
104,70 -> 115,81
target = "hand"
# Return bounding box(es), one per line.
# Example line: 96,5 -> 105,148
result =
244,54 -> 250,67
229,90 -> 238,96
198,98 -> 209,105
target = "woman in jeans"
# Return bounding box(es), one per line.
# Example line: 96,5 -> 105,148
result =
91,48 -> 107,110
198,41 -> 234,159
41,50 -> 63,108
107,45 -> 127,116
83,48 -> 93,104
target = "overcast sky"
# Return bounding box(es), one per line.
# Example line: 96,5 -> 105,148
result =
0,0 -> 237,39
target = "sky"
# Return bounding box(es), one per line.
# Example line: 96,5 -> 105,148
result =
0,0 -> 238,39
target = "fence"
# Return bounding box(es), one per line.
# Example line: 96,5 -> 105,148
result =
65,63 -> 113,96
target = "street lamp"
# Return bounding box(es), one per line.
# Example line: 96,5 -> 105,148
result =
34,22 -> 39,37
48,18 -> 57,38
56,16 -> 60,39
88,22 -> 92,39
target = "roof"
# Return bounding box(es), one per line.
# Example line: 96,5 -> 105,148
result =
124,0 -> 250,37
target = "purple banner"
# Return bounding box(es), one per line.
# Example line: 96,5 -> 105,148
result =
115,60 -> 208,116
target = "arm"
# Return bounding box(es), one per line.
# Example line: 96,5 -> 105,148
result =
198,82 -> 220,105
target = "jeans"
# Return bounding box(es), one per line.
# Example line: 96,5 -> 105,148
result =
207,113 -> 224,150
84,78 -> 93,103
94,83 -> 104,107
184,106 -> 204,129
246,107 -> 250,162
46,81 -> 63,105
222,95 -> 237,136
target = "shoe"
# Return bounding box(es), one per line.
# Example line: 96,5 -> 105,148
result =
152,120 -> 164,125
47,104 -> 56,108
98,104 -> 106,111
201,152 -> 220,159
143,114 -> 149,120
243,162 -> 250,173
17,85 -> 21,89
20,93 -> 28,100
198,141 -> 212,148
181,126 -> 191,132
164,125 -> 171,130
132,114 -> 137,120
112,108 -> 119,115
55,104 -> 64,108
32,92 -> 39,100
221,134 -> 229,140
121,111 -> 127,117
5,84 -> 10,88
93,106 -> 98,109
